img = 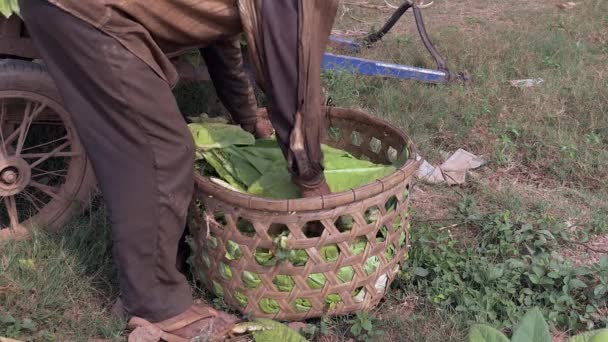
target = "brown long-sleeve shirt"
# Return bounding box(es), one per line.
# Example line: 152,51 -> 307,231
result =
46,0 -> 338,185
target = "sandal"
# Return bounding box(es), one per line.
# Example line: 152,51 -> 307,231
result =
127,303 -> 238,342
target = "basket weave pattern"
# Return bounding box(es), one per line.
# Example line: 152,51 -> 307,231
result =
189,107 -> 420,320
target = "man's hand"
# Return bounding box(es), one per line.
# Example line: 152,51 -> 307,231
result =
242,108 -> 274,139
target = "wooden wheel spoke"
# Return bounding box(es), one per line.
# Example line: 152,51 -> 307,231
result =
20,190 -> 46,212
15,102 -> 47,155
32,168 -> 68,179
29,180 -> 62,200
21,151 -> 80,159
21,134 -> 69,153
0,100 -> 8,158
3,196 -> 21,230
29,141 -> 71,169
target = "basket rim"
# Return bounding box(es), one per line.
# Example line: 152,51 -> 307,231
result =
194,106 -> 421,212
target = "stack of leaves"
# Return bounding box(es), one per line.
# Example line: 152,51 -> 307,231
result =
190,122 -> 400,199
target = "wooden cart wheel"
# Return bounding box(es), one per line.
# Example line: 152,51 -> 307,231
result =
0,59 -> 96,240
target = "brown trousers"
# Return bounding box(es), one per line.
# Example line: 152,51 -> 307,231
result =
20,0 -> 336,322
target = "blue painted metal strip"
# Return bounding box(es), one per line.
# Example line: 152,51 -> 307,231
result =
321,52 -> 447,83
328,36 -> 362,53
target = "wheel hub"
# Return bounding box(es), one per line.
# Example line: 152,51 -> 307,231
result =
0,157 -> 31,196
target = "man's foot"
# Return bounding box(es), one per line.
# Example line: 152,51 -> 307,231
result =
127,303 -> 238,342
301,181 -> 331,198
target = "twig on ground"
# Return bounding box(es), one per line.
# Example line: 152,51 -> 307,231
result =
342,1 -> 395,11
347,13 -> 372,24
384,0 -> 400,9
562,238 -> 608,254
416,1 -> 435,9
438,223 -> 461,231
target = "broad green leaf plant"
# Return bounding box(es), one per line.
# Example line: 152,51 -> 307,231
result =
469,309 -> 608,342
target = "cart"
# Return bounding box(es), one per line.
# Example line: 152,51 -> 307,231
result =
0,1 -> 464,240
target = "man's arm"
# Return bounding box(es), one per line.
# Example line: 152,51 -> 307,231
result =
201,37 -> 273,137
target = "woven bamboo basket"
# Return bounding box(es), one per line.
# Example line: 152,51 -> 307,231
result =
188,107 -> 421,320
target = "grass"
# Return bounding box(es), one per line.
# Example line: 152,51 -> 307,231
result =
2,0 -> 608,340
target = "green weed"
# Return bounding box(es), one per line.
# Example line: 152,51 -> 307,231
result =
398,203 -> 608,332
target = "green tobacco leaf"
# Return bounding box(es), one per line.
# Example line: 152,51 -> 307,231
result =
0,0 -> 19,18
325,294 -> 342,309
273,275 -> 295,292
294,299 -> 312,313
225,241 -> 242,261
247,164 -> 300,199
259,298 -> 280,314
319,245 -> 339,262
590,330 -> 608,342
351,237 -> 367,255
336,267 -> 355,283
307,273 -> 326,290
234,292 -> 248,307
255,249 -> 277,267
468,325 -> 509,342
189,123 -> 255,150
364,256 -> 380,275
288,249 -> 309,266
511,309 -> 551,342
251,318 -> 308,342
322,145 -> 396,192
242,271 -> 262,289
195,126 -> 398,198
569,329 -> 608,342
202,151 -> 247,191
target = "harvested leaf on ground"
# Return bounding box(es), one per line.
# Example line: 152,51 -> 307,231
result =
249,318 -> 308,342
